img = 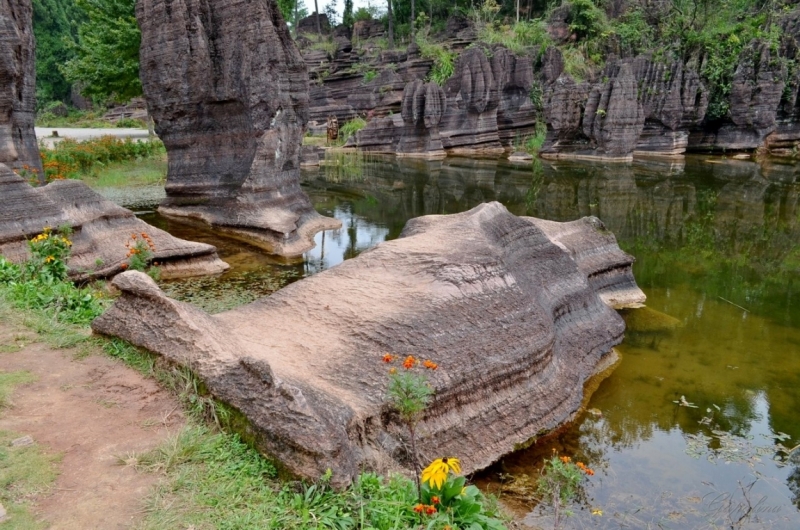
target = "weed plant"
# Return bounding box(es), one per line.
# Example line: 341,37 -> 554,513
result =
337,117 -> 368,144
416,35 -> 456,85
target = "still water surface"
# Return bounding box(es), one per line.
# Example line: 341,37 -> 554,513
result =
108,154 -> 800,529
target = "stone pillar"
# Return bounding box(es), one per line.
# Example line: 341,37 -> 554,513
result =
0,0 -> 43,181
137,0 -> 340,257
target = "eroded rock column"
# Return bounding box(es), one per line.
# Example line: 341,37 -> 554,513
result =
0,0 -> 43,178
137,0 -> 341,258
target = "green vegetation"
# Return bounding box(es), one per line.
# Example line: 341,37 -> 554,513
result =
0,226 -> 106,326
79,157 -> 166,188
338,117 -> 368,143
38,136 -> 165,183
535,455 -> 596,529
32,0 -> 83,106
0,370 -> 60,529
62,0 -> 141,103
416,36 -> 456,85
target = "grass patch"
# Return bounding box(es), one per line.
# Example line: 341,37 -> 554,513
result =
0,430 -> 59,530
80,156 -> 167,188
337,118 -> 367,145
0,372 -> 35,409
0,372 -> 59,530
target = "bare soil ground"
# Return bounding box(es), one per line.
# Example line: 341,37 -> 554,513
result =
0,321 -> 184,529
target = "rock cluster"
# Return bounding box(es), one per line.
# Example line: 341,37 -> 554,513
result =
93,202 -> 644,486
137,0 -> 340,257
0,164 -> 229,280
345,46 -> 538,156
0,0 -> 42,178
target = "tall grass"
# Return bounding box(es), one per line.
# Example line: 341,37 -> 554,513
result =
416,36 -> 456,85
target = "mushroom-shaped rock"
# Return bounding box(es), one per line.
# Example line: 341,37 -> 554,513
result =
137,0 -> 340,258
93,202 -> 645,487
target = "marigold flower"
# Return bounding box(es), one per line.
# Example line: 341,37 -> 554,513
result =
422,360 -> 438,370
560,456 -> 571,463
585,468 -> 595,476
382,354 -> 395,363
389,368 -> 397,375
425,505 -> 437,515
421,457 -> 461,489
430,496 -> 440,505
577,462 -> 586,470
413,503 -> 424,514
402,355 -> 417,370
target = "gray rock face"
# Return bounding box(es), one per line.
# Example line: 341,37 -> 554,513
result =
93,202 -> 644,487
0,0 -> 42,178
137,0 -> 340,258
0,164 -> 229,280
346,79 -> 447,156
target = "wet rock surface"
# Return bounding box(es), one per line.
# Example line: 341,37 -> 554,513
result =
0,164 -> 228,280
93,202 -> 644,486
137,0 -> 340,257
0,0 -> 42,177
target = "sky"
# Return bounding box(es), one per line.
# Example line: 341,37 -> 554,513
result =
302,0 -> 384,22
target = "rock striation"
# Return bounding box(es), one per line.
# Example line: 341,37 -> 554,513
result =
137,0 -> 340,258
0,0 -> 43,178
93,202 -> 644,486
345,46 -> 539,156
0,164 -> 228,280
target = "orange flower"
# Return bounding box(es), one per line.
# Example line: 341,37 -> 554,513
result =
389,368 -> 397,375
382,354 -> 395,363
425,505 -> 437,515
402,355 -> 417,370
120,263 -> 128,269
131,234 -> 138,240
413,503 -> 424,514
430,496 -> 440,505
560,456 -> 571,463
585,468 -> 595,476
577,462 -> 586,470
141,232 -> 148,238
423,360 -> 438,370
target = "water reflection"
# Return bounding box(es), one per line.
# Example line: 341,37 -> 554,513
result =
101,153 -> 800,527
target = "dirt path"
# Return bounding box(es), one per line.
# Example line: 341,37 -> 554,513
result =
0,322 -> 184,529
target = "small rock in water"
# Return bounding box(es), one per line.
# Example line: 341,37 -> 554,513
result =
587,408 -> 603,417
10,435 -> 34,447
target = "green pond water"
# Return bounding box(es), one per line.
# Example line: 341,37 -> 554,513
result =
108,153 -> 800,529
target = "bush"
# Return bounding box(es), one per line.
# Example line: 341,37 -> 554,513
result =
416,36 -> 456,85
338,117 -> 367,142
39,136 -> 165,182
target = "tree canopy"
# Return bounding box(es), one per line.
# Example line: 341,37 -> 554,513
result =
32,0 -> 83,106
62,0 -> 141,103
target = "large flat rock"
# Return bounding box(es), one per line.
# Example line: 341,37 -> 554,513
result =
93,202 -> 644,487
0,165 -> 228,279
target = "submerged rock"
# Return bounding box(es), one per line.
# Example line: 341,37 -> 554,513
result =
0,0 -> 42,178
0,165 -> 228,280
137,0 -> 340,258
93,202 -> 644,487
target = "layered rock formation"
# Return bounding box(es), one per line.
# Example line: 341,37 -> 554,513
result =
344,45 -> 539,156
137,0 -> 340,257
93,202 -> 644,486
346,79 -> 447,156
0,0 -> 43,178
0,164 -> 229,280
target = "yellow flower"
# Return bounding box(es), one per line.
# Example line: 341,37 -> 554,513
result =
44,255 -> 55,263
591,508 -> 603,516
421,457 -> 461,490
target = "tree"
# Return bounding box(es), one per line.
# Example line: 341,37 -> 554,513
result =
343,0 -> 354,27
62,0 -> 141,103
387,0 -> 394,47
32,0 -> 83,106
314,0 -> 321,33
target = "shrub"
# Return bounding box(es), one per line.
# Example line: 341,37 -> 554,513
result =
338,117 -> 367,142
39,136 -> 165,183
416,36 -> 456,85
